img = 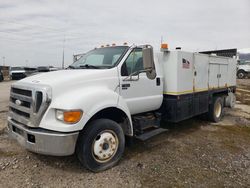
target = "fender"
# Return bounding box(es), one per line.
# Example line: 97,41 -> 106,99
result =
39,86 -> 133,134
82,90 -> 133,136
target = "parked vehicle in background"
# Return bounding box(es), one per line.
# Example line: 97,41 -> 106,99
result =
10,67 -> 26,80
24,67 -> 38,77
37,66 -> 50,72
0,69 -> 3,82
237,60 -> 250,79
7,43 -> 237,172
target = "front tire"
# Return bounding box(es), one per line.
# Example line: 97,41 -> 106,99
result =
76,119 -> 125,172
208,97 -> 223,122
237,70 -> 246,79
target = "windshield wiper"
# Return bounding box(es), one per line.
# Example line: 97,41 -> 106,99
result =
68,65 -> 76,69
79,64 -> 100,69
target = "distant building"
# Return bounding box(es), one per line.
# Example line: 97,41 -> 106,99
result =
0,66 -> 10,79
199,49 -> 237,58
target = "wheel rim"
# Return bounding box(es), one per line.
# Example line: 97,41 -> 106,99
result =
92,130 -> 119,163
238,72 -> 244,78
214,101 -> 222,118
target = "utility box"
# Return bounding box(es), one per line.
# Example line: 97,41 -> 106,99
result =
159,50 -> 237,95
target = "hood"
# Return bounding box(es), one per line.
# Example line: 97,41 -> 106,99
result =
19,69 -> 115,85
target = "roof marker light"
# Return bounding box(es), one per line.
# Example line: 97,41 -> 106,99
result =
161,43 -> 168,49
161,43 -> 169,52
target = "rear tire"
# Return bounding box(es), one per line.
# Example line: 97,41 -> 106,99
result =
208,97 -> 223,122
76,119 -> 125,172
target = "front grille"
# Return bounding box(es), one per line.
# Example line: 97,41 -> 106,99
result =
10,107 -> 30,118
9,85 -> 51,127
11,87 -> 32,97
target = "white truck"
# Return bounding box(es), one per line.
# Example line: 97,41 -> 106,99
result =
237,60 -> 250,79
10,67 -> 26,80
7,44 -> 237,172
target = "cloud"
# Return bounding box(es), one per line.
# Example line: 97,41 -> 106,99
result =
0,0 -> 249,67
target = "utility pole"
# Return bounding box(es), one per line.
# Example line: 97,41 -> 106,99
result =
2,56 -> 5,66
25,59 -> 28,67
62,37 -> 65,69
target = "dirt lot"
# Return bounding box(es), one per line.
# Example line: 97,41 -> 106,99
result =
0,80 -> 250,187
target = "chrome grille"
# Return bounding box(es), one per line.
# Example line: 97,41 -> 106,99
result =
9,84 -> 51,127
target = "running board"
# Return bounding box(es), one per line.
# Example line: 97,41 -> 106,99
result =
135,128 -> 168,141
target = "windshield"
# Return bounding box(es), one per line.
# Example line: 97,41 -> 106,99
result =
11,67 -> 25,71
238,60 -> 250,65
69,46 -> 128,69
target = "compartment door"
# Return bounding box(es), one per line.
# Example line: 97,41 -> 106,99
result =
208,63 -> 219,89
219,64 -> 228,88
193,54 -> 209,92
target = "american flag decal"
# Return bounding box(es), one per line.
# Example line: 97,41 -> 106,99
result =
182,58 -> 190,69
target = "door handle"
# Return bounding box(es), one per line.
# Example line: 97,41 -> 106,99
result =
122,84 -> 130,90
156,77 -> 160,86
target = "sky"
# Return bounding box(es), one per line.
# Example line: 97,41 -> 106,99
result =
0,0 -> 249,67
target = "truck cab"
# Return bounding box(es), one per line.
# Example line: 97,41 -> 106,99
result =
237,60 -> 250,79
7,44 -> 236,172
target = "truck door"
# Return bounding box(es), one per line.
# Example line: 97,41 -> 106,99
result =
118,48 -> 163,115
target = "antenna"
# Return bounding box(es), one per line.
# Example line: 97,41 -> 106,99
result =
62,36 -> 65,69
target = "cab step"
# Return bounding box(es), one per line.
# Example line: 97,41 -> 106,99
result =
135,128 -> 167,141
132,112 -> 161,134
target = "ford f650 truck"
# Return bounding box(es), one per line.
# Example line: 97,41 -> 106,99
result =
8,44 -> 236,172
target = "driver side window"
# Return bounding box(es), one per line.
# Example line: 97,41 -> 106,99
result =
121,49 -> 143,76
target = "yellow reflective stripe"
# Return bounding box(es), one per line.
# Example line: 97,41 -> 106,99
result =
163,85 -> 235,95
163,90 -> 194,95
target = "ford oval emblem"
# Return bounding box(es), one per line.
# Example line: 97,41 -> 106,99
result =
15,99 -> 22,106
32,80 -> 40,83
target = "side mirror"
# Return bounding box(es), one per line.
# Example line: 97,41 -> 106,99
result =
142,46 -> 156,79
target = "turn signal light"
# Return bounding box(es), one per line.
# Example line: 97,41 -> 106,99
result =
56,110 -> 83,124
64,111 -> 82,123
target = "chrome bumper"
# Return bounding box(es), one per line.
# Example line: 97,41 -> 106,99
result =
7,119 -> 79,156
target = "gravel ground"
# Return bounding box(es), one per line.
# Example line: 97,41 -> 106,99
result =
237,79 -> 250,89
0,80 -> 250,187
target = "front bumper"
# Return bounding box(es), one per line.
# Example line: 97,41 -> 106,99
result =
7,118 -> 79,156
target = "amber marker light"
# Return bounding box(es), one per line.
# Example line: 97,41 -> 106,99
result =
56,110 -> 83,124
161,43 -> 168,49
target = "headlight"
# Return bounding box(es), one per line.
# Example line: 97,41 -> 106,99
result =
56,109 -> 83,124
